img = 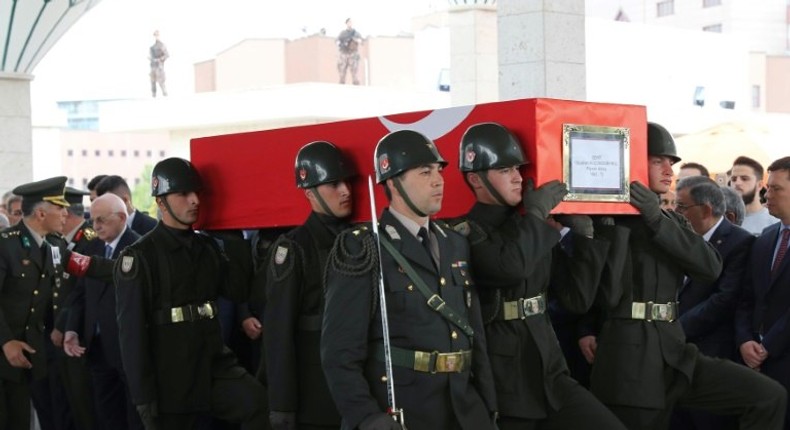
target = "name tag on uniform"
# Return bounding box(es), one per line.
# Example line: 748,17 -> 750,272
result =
51,247 -> 61,265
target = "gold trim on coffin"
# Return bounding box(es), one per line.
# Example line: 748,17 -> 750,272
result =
562,124 -> 631,203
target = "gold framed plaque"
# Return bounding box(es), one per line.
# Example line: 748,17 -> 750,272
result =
562,124 -> 630,202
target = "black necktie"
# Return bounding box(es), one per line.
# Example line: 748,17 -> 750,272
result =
418,227 -> 436,269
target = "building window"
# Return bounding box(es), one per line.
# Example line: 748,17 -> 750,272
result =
657,0 -> 674,17
134,150 -> 140,157
108,150 -> 114,157
752,85 -> 761,108
121,150 -> 127,157
147,150 -> 152,157
81,149 -> 87,157
82,178 -> 88,186
703,23 -> 722,32
703,0 -> 721,7
67,149 -> 73,157
159,150 -> 166,157
94,150 -> 101,157
68,178 -> 74,185
135,178 -> 141,186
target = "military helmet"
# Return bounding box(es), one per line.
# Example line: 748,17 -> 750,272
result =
374,130 -> 447,183
151,157 -> 202,197
295,141 -> 355,189
647,122 -> 681,164
459,122 -> 527,172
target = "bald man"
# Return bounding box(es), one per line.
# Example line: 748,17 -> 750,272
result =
64,193 -> 143,429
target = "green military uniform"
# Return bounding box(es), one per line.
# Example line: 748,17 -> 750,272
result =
0,177 -> 71,429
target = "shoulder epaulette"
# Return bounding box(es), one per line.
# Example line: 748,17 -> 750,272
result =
0,230 -> 20,239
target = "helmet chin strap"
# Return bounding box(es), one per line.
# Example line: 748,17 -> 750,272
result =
479,171 -> 510,207
310,187 -> 338,218
393,176 -> 427,218
160,195 -> 193,228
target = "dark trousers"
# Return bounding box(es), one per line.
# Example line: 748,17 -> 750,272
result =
31,346 -> 75,430
150,372 -> 267,430
608,355 -> 787,430
0,377 -> 32,429
60,351 -> 98,430
670,406 -> 738,430
87,336 -> 144,430
499,374 -> 626,430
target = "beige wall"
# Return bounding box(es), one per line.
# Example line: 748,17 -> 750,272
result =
194,59 -> 216,93
216,39 -> 286,91
285,36 -> 341,84
749,52 -> 766,112
367,36 -> 414,88
766,56 -> 790,113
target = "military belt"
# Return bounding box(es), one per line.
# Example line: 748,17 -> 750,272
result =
154,301 -> 217,325
373,343 -> 472,374
630,301 -> 678,322
498,294 -> 546,321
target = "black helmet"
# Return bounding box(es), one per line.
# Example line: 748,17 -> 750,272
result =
375,130 -> 447,183
295,141 -> 355,188
151,157 -> 202,197
647,122 -> 681,164
459,122 -> 527,172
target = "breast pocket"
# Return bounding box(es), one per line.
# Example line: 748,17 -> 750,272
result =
383,268 -> 411,313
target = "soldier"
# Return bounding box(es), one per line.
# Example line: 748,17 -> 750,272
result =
452,122 -> 626,429
114,158 -> 266,428
0,177 -> 109,429
336,18 -> 362,85
264,141 -> 355,430
322,130 -> 497,430
149,30 -> 168,97
588,122 -> 786,430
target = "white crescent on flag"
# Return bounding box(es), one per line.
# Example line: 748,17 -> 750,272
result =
377,104 -> 476,141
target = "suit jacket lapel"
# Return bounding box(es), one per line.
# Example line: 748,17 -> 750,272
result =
770,225 -> 790,285
756,224 -> 780,292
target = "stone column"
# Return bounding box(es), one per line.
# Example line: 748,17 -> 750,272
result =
497,0 -> 587,101
0,72 -> 34,191
449,4 -> 498,106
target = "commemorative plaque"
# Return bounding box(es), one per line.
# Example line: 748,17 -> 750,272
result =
562,124 -> 630,203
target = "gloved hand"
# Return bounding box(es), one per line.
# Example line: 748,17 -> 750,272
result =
522,179 -> 568,220
269,411 -> 297,430
136,402 -> 159,430
629,181 -> 662,228
554,215 -> 594,238
359,413 -> 404,430
592,215 -> 615,227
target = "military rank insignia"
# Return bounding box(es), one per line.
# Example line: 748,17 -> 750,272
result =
384,225 -> 400,240
83,228 -> 97,241
274,246 -> 288,265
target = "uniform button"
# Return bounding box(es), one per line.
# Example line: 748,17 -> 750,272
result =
440,277 -> 446,286
53,292 -> 58,298
53,305 -> 58,311
407,285 -> 414,291
398,266 -> 404,273
40,274 -> 45,278
464,280 -> 470,286
25,325 -> 29,330
451,330 -> 458,339
21,273 -> 25,278
33,290 -> 39,295
30,307 -> 35,313
381,375 -> 388,382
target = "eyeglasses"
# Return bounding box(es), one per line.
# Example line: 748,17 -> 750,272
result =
675,203 -> 703,213
10,210 -> 22,216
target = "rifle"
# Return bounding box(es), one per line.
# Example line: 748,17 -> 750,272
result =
368,176 -> 406,428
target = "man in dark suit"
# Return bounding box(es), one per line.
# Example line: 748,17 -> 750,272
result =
64,193 -> 143,429
588,123 -> 786,430
736,156 -> 790,429
670,176 -> 755,430
95,175 -> 157,235
451,122 -> 625,429
264,141 -> 355,430
0,177 -> 72,429
322,130 -> 497,430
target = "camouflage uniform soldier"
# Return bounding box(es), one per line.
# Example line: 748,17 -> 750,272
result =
149,30 -> 168,97
336,18 -> 362,85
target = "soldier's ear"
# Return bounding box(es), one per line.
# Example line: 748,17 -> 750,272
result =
304,189 -> 315,201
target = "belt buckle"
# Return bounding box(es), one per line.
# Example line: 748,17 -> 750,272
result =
427,294 -> 446,311
632,302 -> 647,321
650,302 -> 675,322
503,301 -> 519,320
197,302 -> 215,319
413,350 -> 432,373
521,296 -> 544,317
436,352 -> 463,373
171,307 -> 184,323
